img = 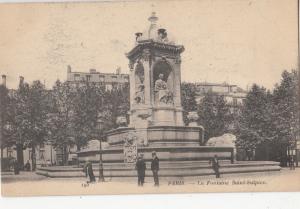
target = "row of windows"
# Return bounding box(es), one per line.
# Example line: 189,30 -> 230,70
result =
196,86 -> 238,94
73,74 -> 129,82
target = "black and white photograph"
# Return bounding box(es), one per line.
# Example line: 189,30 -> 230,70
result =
0,0 -> 299,197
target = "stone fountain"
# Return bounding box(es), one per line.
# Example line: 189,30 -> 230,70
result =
77,12 -> 235,175
37,13 -> 280,178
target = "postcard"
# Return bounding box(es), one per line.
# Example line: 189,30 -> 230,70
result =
0,0 -> 299,196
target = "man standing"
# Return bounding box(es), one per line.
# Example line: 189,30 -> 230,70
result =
83,160 -> 96,183
211,155 -> 220,178
135,154 -> 146,186
290,156 -> 295,170
151,151 -> 159,186
24,160 -> 31,171
13,159 -> 19,175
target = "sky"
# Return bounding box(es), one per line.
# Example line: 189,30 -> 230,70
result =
0,0 -> 298,90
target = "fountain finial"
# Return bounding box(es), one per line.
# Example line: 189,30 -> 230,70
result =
148,12 -> 158,25
148,12 -> 159,40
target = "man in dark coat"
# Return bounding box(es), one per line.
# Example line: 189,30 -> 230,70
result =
24,160 -> 31,171
211,155 -> 220,178
83,160 -> 96,183
290,156 -> 295,170
135,154 -> 146,186
151,151 -> 159,186
13,159 -> 20,175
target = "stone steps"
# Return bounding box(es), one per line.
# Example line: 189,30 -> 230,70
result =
78,145 -> 235,164
36,161 -> 281,178
37,160 -> 278,171
109,141 -> 201,148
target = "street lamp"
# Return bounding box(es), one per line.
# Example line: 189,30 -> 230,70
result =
96,115 -> 105,182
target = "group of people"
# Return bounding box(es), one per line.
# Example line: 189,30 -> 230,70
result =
135,152 -> 221,186
82,151 -> 160,186
135,151 -> 160,186
82,152 -> 221,186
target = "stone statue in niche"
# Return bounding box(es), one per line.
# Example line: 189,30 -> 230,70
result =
135,84 -> 145,104
154,73 -> 173,104
135,62 -> 145,83
134,63 -> 145,104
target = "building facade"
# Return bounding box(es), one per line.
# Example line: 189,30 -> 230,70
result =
194,82 -> 247,113
66,65 -> 129,91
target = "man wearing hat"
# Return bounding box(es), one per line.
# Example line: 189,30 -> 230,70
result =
135,153 -> 146,186
83,158 -> 96,183
210,155 -> 220,178
151,151 -> 160,186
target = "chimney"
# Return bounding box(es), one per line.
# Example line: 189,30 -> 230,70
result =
19,76 -> 24,86
116,67 -> 121,75
89,69 -> 96,73
67,65 -> 72,73
1,74 -> 6,87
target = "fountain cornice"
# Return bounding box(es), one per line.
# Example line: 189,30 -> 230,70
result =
126,39 -> 185,61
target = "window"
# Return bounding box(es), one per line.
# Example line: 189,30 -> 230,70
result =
40,150 -> 45,160
7,149 -> 12,157
112,83 -> 119,89
74,74 -> 80,81
233,98 -> 237,106
99,75 -> 105,82
111,75 -> 117,82
86,75 -> 91,81
106,84 -> 113,91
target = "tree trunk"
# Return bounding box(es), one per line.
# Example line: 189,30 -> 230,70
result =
1,145 -> 3,160
76,144 -> 81,167
266,143 -> 270,161
16,143 -> 24,170
63,145 -> 68,166
31,144 -> 36,171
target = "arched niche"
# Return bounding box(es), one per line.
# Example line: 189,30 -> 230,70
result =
152,60 -> 175,105
135,62 -> 144,85
152,60 -> 174,93
134,62 -> 145,104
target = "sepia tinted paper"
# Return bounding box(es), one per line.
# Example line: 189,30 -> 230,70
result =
0,0 -> 299,197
